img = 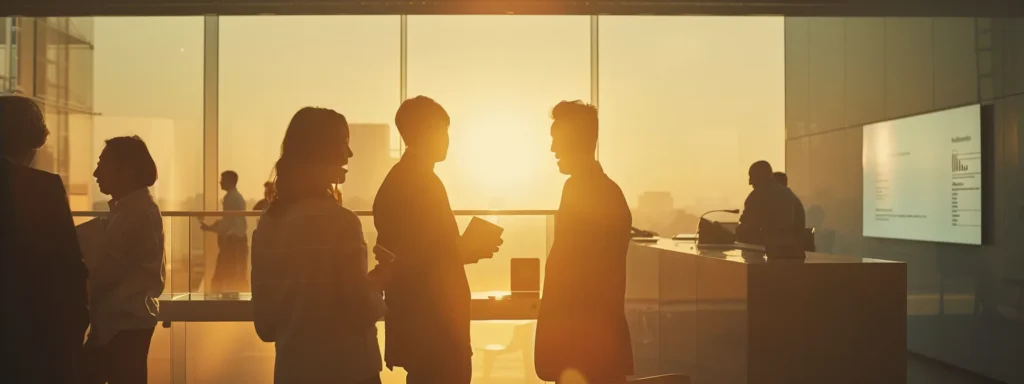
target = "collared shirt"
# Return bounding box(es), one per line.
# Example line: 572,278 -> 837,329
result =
89,188 -> 166,347
210,189 -> 248,238
251,197 -> 384,382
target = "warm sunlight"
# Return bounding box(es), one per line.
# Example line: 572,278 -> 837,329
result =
444,110 -> 556,206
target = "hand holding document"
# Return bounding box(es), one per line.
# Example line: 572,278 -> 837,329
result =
369,244 -> 395,289
76,218 -> 108,273
459,217 -> 504,263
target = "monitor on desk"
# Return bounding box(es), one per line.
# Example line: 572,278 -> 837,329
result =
697,218 -> 738,246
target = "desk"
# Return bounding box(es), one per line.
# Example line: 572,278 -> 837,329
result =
625,239 -> 907,384
156,291 -> 539,322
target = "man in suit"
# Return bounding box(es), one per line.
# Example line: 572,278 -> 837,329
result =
0,95 -> 90,383
373,96 -> 500,384
534,100 -> 634,384
737,161 -> 806,252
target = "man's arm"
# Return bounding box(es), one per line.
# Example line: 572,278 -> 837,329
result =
736,190 -> 764,243
202,194 -> 244,234
375,176 -> 459,269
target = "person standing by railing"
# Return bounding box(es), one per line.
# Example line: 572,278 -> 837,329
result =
0,95 -> 90,383
82,135 -> 165,384
200,170 -> 249,295
251,107 -> 387,384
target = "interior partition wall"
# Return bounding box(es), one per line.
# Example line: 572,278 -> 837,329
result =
785,17 -> 1024,382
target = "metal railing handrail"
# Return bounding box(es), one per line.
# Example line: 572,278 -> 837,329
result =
70,209 -> 557,217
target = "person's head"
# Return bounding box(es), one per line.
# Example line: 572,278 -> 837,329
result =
263,181 -> 275,200
550,100 -> 598,175
773,171 -> 788,187
272,107 -> 352,203
93,136 -> 158,199
0,95 -> 49,166
395,96 -> 450,163
748,160 -> 775,188
220,171 -> 239,191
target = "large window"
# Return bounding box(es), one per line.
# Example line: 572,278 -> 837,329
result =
407,16 -> 591,211
1,18 -> 10,91
48,15 -> 789,383
219,16 -> 401,210
598,16 -> 786,234
92,17 -> 205,210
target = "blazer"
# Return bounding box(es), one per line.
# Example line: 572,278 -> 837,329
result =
0,160 -> 89,382
534,161 -> 635,381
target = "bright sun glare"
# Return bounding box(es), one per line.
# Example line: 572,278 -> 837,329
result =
451,113 -> 550,201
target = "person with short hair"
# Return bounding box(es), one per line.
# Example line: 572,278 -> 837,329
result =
201,170 -> 249,294
253,182 -> 275,212
251,107 -> 387,383
737,161 -> 806,250
373,96 -> 500,384
82,135 -> 166,384
534,100 -> 634,384
773,171 -> 788,187
0,95 -> 90,383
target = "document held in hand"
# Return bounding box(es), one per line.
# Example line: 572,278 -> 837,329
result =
462,216 -> 504,260
76,218 -> 109,272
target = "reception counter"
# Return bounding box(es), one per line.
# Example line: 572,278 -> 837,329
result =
625,239 -> 907,384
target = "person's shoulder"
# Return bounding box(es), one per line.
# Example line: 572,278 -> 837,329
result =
589,173 -> 626,201
376,163 -> 409,193
334,205 -> 362,226
295,198 -> 359,225
10,163 -> 62,187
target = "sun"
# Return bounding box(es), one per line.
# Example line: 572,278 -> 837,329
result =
447,113 -> 550,204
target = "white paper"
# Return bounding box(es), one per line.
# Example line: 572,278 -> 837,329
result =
76,218 -> 109,272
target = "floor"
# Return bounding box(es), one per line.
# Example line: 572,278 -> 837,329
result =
908,354 -> 1005,384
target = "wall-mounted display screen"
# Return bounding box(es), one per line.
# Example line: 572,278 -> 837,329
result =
862,104 -> 982,245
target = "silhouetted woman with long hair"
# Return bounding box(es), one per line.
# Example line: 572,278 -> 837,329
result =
250,107 -> 386,383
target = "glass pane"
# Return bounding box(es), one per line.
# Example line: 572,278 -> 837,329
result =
91,16 -> 205,211
1,17 -> 10,91
407,15 -> 591,211
598,16 -> 786,235
218,16 -> 401,211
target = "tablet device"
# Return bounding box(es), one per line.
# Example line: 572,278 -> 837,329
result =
463,216 -> 504,245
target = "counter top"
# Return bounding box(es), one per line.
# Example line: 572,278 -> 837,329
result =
633,238 -> 901,264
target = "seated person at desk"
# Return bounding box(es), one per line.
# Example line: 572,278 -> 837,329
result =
534,100 -> 634,384
736,161 -> 805,250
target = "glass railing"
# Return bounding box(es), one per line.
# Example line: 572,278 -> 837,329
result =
71,210 -> 555,384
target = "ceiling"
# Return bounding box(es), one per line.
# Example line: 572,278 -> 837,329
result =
1,0 -> 1022,17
